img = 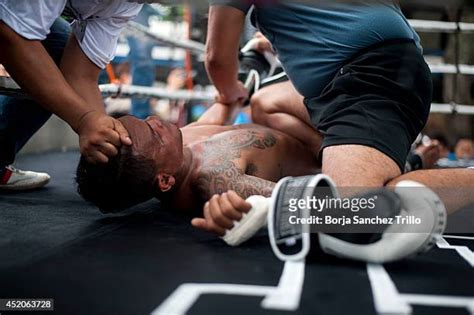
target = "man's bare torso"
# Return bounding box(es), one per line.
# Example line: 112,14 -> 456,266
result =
167,124 -> 318,212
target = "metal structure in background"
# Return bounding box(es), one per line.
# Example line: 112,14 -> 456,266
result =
100,84 -> 214,102
124,21 -> 205,56
0,77 -> 214,102
1,16 -> 474,114
409,19 -> 474,33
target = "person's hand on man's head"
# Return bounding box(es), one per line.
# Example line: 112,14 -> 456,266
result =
77,111 -> 132,164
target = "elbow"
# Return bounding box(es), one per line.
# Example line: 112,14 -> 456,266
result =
205,52 -> 231,73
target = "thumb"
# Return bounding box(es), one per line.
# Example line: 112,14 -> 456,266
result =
113,119 -> 132,146
191,218 -> 208,231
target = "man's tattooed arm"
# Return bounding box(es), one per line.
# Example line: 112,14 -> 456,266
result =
196,162 -> 275,201
195,129 -> 278,200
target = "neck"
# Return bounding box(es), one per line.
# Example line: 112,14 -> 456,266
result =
172,146 -> 194,192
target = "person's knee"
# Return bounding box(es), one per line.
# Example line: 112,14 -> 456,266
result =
250,90 -> 277,125
322,145 -> 401,188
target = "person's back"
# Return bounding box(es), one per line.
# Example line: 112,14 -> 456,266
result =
252,0 -> 421,98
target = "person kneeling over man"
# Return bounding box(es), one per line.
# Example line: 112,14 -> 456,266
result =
76,97 -> 474,263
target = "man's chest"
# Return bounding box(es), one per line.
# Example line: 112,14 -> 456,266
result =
191,129 -> 284,183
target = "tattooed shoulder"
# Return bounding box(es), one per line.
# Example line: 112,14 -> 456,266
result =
201,129 -> 277,163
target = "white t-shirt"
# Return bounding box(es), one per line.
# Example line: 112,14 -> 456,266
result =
0,0 -> 142,68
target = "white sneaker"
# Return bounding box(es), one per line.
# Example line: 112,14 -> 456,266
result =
0,165 -> 50,191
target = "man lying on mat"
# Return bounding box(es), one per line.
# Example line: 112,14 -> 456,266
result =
75,96 -> 473,263
76,99 -> 474,227
76,101 -> 319,214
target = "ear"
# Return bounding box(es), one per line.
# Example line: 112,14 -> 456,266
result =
156,173 -> 176,192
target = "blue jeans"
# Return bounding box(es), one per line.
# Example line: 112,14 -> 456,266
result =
127,36 -> 155,119
0,18 -> 71,169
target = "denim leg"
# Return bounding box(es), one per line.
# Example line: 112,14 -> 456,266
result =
128,36 -> 155,119
0,18 -> 71,169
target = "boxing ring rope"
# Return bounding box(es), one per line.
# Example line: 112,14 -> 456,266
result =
431,103 -> 474,115
99,84 -> 214,102
429,64 -> 474,76
124,21 -> 206,56
409,19 -> 474,33
1,76 -> 473,115
0,77 -> 214,102
1,18 -> 474,113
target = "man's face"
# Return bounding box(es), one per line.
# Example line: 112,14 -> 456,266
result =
119,115 -> 184,173
455,139 -> 474,160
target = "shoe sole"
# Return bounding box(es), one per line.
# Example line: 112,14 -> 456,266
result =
0,177 -> 50,191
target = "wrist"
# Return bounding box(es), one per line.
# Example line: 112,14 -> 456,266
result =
74,110 -> 99,133
220,82 -> 244,102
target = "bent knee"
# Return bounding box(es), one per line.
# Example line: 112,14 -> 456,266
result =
250,91 -> 277,124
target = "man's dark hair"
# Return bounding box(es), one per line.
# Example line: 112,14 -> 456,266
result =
76,149 -> 157,213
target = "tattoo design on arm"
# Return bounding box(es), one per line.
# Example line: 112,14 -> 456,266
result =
196,130 -> 277,199
197,166 -> 275,200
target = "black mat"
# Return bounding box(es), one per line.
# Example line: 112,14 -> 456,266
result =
0,152 -> 472,315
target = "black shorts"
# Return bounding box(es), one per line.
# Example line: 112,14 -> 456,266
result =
305,39 -> 432,172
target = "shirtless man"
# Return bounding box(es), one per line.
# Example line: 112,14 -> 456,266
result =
75,82 -> 474,263
76,96 -> 473,231
75,102 -> 319,214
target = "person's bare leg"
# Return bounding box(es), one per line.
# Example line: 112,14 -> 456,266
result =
251,81 -> 322,156
322,145 -> 401,195
387,169 -> 474,214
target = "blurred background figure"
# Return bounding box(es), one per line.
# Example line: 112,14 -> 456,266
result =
414,140 -> 442,169
431,134 -> 451,159
127,4 -> 162,119
455,137 -> 474,161
406,134 -> 442,171
166,68 -> 187,91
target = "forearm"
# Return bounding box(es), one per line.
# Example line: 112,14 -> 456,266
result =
0,22 -> 92,131
206,57 -> 240,99
192,172 -> 274,236
197,168 -> 275,201
191,102 -> 240,126
387,169 -> 474,214
235,174 -> 275,198
65,77 -> 103,113
205,6 -> 244,100
60,36 -> 104,114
